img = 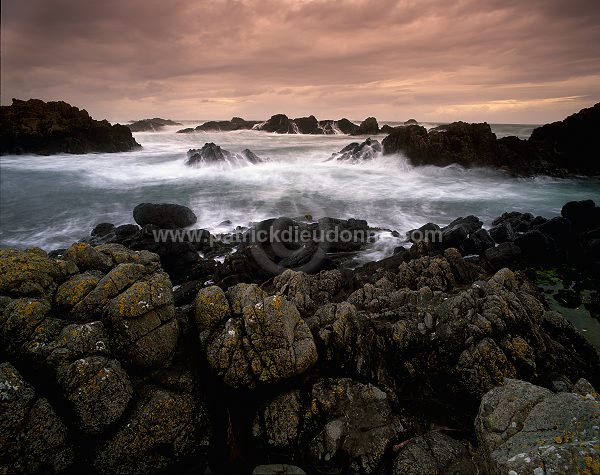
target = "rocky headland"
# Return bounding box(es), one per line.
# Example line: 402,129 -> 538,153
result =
2,199 -> 599,474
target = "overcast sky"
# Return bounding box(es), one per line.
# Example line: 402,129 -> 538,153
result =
2,0 -> 599,123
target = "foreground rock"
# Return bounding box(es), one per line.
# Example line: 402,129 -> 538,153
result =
133,202 -> 197,228
382,102 -> 600,176
186,142 -> 268,166
476,378 -> 600,474
328,138 -> 382,163
127,118 -> 182,132
194,285 -> 317,388
0,98 -> 140,155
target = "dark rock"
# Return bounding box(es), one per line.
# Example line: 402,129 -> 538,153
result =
380,124 -> 399,134
127,118 -> 182,132
460,228 -> 495,255
329,138 -> 382,163
489,222 -> 517,243
484,242 -> 522,270
293,115 -> 320,134
257,114 -> 297,133
133,202 -> 197,229
193,117 -> 259,132
514,230 -> 554,261
91,222 -> 115,237
404,118 -> 418,125
382,124 -> 430,160
186,143 -> 267,166
555,289 -> 582,308
334,118 -> 360,134
406,222 -> 441,243
561,199 -> 598,229
114,223 -> 140,240
0,98 -> 140,155
352,117 -> 380,135
528,102 -> 600,175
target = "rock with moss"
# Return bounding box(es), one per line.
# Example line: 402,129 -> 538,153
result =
0,362 -> 74,473
254,378 -> 403,474
476,378 -> 600,474
194,284 -> 317,388
94,380 -> 211,474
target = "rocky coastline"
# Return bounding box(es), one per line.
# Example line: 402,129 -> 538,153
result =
2,199 -> 599,474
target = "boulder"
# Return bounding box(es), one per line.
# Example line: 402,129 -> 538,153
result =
127,118 -> 182,132
382,125 -> 430,161
334,118 -> 360,134
483,242 -> 522,270
476,378 -> 600,474
194,286 -> 317,388
329,138 -> 382,163
256,114 -> 297,133
0,98 -> 140,155
192,117 -> 259,132
133,202 -> 197,229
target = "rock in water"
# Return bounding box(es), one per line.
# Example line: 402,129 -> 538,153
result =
133,203 -> 197,228
0,98 -> 140,155
179,117 -> 260,132
476,378 -> 600,474
186,143 -> 268,167
352,117 -> 380,135
127,118 -> 182,132
329,138 -> 382,163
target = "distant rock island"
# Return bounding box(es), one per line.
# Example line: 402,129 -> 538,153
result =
0,99 -> 140,155
127,118 -> 182,132
177,117 -> 260,133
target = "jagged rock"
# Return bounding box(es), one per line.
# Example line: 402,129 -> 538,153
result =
194,286 -> 317,388
329,138 -> 382,163
476,378 -> 600,474
257,114 -> 297,133
127,118 -> 181,132
392,431 -> 476,475
483,242 -> 522,270
254,378 -> 403,474
133,202 -> 197,229
489,221 -> 517,243
460,228 -> 495,255
186,143 -> 268,166
0,98 -> 140,155
94,382 -> 210,474
0,362 -> 74,473
180,117 -> 259,132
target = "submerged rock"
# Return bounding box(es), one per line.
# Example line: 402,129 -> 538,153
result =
0,98 -> 140,155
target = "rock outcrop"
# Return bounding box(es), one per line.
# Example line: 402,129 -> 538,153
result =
177,117 -> 260,132
382,103 -> 600,176
0,98 -> 140,155
352,117 -> 380,135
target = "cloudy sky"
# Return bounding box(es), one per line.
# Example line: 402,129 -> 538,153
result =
2,0 -> 599,123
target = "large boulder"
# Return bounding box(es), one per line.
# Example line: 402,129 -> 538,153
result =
254,378 -> 403,474
476,378 -> 600,474
0,363 -> 74,473
0,98 -> 140,155
127,118 -> 181,132
133,202 -> 197,229
194,285 -> 317,388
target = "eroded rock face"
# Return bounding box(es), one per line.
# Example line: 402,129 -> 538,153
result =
254,378 -> 403,474
194,285 -> 317,388
0,363 -> 74,474
0,98 -> 140,155
476,378 -> 600,474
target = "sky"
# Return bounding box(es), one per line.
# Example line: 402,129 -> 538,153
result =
2,0 -> 600,123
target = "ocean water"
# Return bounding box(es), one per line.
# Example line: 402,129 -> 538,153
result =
1,122 -> 599,255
